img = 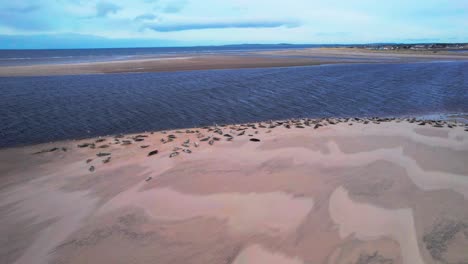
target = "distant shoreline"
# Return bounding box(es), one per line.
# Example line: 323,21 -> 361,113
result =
1,47 -> 467,77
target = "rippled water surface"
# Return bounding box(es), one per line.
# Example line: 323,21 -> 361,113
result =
1,62 -> 467,148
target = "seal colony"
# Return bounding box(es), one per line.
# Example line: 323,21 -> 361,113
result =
31,116 -> 467,174
1,117 -> 467,264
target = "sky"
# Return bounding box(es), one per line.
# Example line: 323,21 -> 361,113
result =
0,0 -> 467,49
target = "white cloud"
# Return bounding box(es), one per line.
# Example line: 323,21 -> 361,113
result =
0,0 -> 467,44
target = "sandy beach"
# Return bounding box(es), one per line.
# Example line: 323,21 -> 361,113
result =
1,48 -> 467,77
1,117 -> 467,264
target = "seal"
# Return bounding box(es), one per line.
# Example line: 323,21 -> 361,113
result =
148,150 -> 159,156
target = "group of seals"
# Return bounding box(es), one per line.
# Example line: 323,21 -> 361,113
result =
31,117 -> 467,174
80,134 -> 152,171
33,147 -> 66,154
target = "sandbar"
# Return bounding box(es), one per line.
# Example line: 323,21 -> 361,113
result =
1,48 -> 467,77
1,117 -> 467,264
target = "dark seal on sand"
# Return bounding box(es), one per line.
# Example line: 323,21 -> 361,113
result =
250,138 -> 261,142
148,150 -> 159,156
33,147 -> 59,154
78,143 -> 92,148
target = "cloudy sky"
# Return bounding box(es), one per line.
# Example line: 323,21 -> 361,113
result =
0,0 -> 467,48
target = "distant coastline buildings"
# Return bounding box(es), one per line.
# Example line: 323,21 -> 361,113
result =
350,43 -> 468,51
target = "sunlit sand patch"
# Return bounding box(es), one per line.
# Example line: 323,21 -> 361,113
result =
257,140 -> 468,199
100,185 -> 314,236
323,122 -> 466,150
329,186 -> 424,264
341,144 -> 466,199
413,127 -> 449,138
324,133 -> 468,176
232,244 -> 304,264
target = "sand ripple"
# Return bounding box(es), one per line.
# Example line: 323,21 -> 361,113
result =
100,185 -> 314,236
329,186 -> 423,264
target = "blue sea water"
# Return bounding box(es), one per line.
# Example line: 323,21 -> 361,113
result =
0,61 -> 467,148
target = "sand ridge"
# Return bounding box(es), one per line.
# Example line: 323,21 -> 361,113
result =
329,186 -> 423,264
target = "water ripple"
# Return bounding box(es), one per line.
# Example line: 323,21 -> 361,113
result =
0,62 -> 467,148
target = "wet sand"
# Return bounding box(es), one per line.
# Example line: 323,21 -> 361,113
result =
0,55 -> 326,77
1,48 -> 468,77
1,117 -> 468,264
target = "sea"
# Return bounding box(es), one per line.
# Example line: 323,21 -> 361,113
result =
0,46 -> 467,148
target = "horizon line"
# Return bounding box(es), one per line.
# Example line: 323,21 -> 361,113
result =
1,42 -> 467,51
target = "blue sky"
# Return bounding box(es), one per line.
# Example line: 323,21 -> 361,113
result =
0,0 -> 467,48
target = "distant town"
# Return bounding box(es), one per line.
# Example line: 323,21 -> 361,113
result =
349,43 -> 468,52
